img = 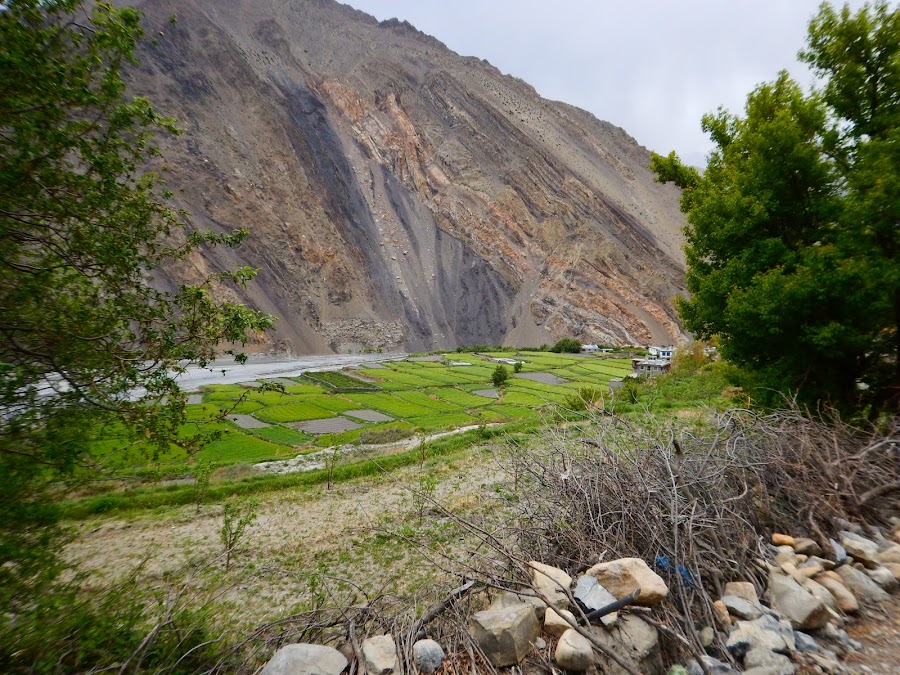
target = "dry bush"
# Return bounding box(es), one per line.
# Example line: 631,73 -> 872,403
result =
410,404 -> 899,670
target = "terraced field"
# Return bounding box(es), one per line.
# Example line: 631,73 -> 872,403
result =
93,353 -> 636,473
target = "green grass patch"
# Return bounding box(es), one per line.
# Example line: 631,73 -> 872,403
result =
248,425 -> 313,446
253,402 -> 334,423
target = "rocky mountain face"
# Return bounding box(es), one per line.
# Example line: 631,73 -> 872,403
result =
127,0 -> 688,353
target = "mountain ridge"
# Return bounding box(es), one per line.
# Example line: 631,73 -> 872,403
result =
123,0 -> 688,353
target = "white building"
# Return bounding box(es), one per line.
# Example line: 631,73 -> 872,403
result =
647,345 -> 675,360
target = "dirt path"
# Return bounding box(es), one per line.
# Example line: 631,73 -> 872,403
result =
842,596 -> 900,674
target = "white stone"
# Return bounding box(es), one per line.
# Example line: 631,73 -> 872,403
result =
362,634 -> 398,675
554,628 -> 594,671
544,607 -> 577,637
260,644 -> 348,675
529,560 -> 572,609
768,572 -> 829,630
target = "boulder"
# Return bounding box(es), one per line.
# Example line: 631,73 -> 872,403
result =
412,639 -> 445,674
573,574 -> 618,625
260,644 -> 349,675
841,532 -> 880,567
866,565 -> 899,592
544,607 -> 577,637
726,616 -> 791,657
802,578 -> 837,610
723,581 -> 760,605
721,595 -> 762,620
877,543 -> 900,565
744,647 -> 795,674
586,557 -> 669,605
768,572 -> 829,629
829,538 -> 848,565
554,628 -> 594,671
362,634 -> 398,675
469,605 -> 540,667
771,533 -> 795,546
835,564 -> 890,602
591,614 -> 662,675
814,574 -> 859,612
793,538 -> 822,556
805,555 -> 835,571
489,590 -> 545,618
529,560 -> 572,609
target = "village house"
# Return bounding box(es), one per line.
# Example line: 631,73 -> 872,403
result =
647,345 -> 675,359
631,358 -> 671,375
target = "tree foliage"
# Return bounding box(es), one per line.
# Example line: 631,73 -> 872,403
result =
652,1 -> 899,411
491,364 -> 510,387
0,0 -> 273,606
549,337 -> 582,353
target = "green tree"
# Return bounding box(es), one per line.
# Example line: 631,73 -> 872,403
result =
491,364 -> 510,387
652,1 -> 898,411
0,0 -> 273,607
549,337 -> 582,353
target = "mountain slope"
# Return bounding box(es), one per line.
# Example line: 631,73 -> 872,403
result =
127,0 -> 688,352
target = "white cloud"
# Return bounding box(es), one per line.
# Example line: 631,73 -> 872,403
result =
342,0 -> 870,161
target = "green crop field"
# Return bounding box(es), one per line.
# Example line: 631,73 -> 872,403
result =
86,355 -> 660,476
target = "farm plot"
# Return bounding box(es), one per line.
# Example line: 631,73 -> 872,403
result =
254,402 -> 336,424
343,392 -> 437,418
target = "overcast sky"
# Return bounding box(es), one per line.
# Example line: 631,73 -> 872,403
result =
343,0 -> 870,166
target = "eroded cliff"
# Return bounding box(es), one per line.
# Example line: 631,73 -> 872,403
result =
127,0 -> 688,352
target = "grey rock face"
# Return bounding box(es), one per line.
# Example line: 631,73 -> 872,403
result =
260,643 -> 349,675
412,639 -> 445,674
469,604 -> 539,667
793,631 -> 820,653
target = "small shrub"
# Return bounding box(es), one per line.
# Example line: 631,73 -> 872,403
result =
491,365 -> 510,387
513,361 -> 523,373
221,496 -> 259,571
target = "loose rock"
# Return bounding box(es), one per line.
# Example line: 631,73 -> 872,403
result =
841,532 -> 880,567
362,634 -> 398,675
835,564 -> 890,602
544,607 -> 577,637
768,572 -> 829,629
260,644 -> 349,675
713,599 -> 732,626
586,557 -> 669,605
814,574 -> 859,613
469,604 -> 540,667
574,574 -> 618,625
591,614 -> 662,675
802,578 -> 838,610
723,581 -> 760,605
554,628 -> 594,671
412,640 -> 445,674
793,538 -> 823,557
726,616 -> 791,657
866,565 -> 899,592
793,631 -> 820,652
686,655 -> 740,674
529,560 -> 572,609
744,647 -> 795,674
772,533 -> 795,546
721,594 -> 763,620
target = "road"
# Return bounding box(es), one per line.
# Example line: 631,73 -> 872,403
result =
172,353 -> 407,391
